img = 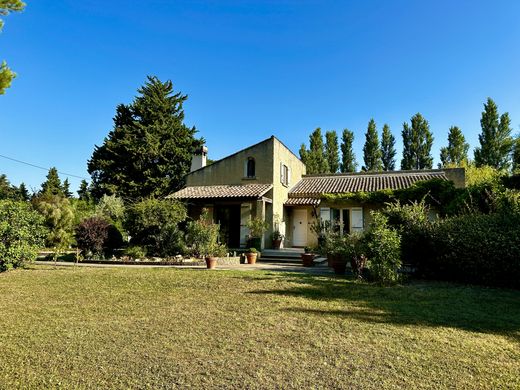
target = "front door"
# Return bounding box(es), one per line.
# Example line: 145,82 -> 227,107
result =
292,208 -> 307,247
215,205 -> 241,248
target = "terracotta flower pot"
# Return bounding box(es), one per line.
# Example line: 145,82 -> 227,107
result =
246,252 -> 258,264
327,253 -> 338,267
273,239 -> 282,250
332,257 -> 347,275
206,256 -> 218,269
301,253 -> 315,267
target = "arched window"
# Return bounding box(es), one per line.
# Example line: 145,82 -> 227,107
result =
246,158 -> 255,178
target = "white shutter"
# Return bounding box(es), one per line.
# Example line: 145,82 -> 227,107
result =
351,207 -> 363,232
320,207 -> 331,222
287,166 -> 291,185
280,162 -> 284,184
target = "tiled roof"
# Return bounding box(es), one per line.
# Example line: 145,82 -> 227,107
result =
284,197 -> 321,206
289,170 -> 448,197
168,184 -> 273,199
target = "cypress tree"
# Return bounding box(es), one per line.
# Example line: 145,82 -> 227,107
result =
401,113 -> 434,170
474,98 -> 513,170
62,178 -> 73,198
439,126 -> 469,167
324,130 -> 340,173
381,124 -> 396,171
88,76 -> 203,200
362,119 -> 382,171
340,129 -> 357,173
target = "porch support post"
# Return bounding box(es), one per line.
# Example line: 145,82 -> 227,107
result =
256,198 -> 266,250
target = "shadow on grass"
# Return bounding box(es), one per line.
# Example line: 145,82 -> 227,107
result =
248,274 -> 520,341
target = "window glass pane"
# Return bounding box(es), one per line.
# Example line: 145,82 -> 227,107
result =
342,209 -> 350,235
331,208 -> 340,232
247,158 -> 255,178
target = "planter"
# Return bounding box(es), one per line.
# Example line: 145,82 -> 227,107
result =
327,253 -> 339,268
247,237 -> 262,251
206,256 -> 218,269
301,253 -> 315,267
273,238 -> 282,250
332,257 -> 347,275
246,252 -> 258,264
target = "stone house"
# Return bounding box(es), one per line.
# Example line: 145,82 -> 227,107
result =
169,136 -> 465,249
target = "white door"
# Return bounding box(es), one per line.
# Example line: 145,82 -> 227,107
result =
292,209 -> 307,247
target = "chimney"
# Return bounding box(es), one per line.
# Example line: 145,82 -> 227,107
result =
190,145 -> 208,172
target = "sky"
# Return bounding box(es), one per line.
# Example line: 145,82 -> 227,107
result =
1,0 -> 520,193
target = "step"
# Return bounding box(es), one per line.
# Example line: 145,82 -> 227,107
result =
261,249 -> 303,259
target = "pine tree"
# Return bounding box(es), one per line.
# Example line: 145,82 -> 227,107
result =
362,119 -> 382,171
17,182 -> 30,201
77,179 -> 92,201
0,0 -> 26,94
340,129 -> 357,172
40,167 -> 64,197
62,178 -> 73,198
324,130 -> 340,173
88,76 -> 203,200
439,126 -> 469,167
401,113 -> 434,170
474,98 -> 513,170
380,124 -> 396,171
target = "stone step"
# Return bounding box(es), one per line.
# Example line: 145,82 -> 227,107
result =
261,249 -> 303,259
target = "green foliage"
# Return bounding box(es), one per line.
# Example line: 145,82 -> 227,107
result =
248,247 -> 257,253
62,178 -> 72,198
362,119 -> 382,171
33,194 -> 75,255
0,199 -> 46,271
0,0 -> 25,94
125,198 -> 187,257
512,136 -> 520,173
363,212 -> 401,285
340,128 -> 357,172
96,194 -> 125,222
439,126 -> 469,167
88,76 -> 203,200
124,245 -> 147,260
474,98 -> 513,170
300,128 -> 329,174
381,124 -> 396,171
70,198 -> 96,227
401,113 -> 434,170
246,217 -> 268,238
77,179 -> 93,202
0,174 -> 27,200
186,209 -> 226,257
324,130 -> 340,173
464,164 -> 502,187
39,167 -> 66,197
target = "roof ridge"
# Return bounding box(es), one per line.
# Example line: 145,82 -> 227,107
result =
302,169 -> 447,178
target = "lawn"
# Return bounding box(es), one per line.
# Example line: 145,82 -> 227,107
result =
0,265 -> 519,389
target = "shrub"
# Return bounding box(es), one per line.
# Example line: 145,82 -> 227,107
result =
363,211 -> 401,285
0,200 -> 47,271
246,217 -> 268,238
124,245 -> 147,260
185,210 -> 226,257
339,232 -> 366,278
75,217 -> 110,258
125,198 -> 187,257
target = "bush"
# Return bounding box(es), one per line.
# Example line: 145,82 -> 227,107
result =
0,200 -> 47,271
125,198 -> 187,257
124,245 -> 147,260
363,212 -> 401,285
75,217 -> 110,258
185,210 -> 226,257
340,232 -> 366,278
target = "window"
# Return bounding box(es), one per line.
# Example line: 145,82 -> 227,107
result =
246,158 -> 255,178
319,207 -> 362,234
280,162 -> 290,186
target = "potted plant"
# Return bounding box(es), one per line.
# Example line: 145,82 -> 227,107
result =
246,217 -> 269,250
246,248 -> 258,264
206,243 -> 227,270
301,246 -> 315,267
271,230 -> 284,249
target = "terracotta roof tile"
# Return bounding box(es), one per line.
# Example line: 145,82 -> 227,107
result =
289,170 -> 448,198
284,197 -> 321,206
168,184 -> 273,199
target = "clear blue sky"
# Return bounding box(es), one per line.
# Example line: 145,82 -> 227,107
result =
1,0 -> 520,193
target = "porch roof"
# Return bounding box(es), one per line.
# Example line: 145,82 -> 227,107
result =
168,183 -> 273,200
289,170 -> 448,197
284,197 -> 321,206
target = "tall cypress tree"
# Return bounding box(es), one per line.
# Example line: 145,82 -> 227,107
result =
325,130 -> 340,173
474,98 -> 513,170
340,129 -> 357,172
300,128 -> 329,174
401,113 -> 434,170
362,119 -> 382,171
88,76 -> 203,200
439,126 -> 469,167
380,124 -> 396,171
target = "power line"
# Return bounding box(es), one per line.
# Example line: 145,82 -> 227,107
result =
0,153 -> 89,180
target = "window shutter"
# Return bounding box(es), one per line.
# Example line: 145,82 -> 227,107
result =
287,167 -> 291,185
351,207 -> 363,231
280,161 -> 284,184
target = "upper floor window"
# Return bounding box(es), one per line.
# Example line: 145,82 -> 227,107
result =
280,163 -> 290,186
246,157 -> 255,178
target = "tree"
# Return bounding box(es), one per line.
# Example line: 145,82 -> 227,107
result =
474,98 -> 513,170
439,126 -> 469,167
512,136 -> 520,173
75,217 -> 110,258
401,113 -> 434,170
77,179 -> 92,201
88,76 -> 203,200
324,130 -> 340,173
62,178 -> 72,198
0,174 -> 15,199
40,167 -> 64,197
0,0 -> 25,94
381,124 -> 396,171
0,199 -> 46,271
299,128 -> 329,174
362,119 -> 382,171
340,129 -> 357,172
17,182 -> 29,201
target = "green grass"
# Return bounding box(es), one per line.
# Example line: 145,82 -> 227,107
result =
0,265 -> 519,389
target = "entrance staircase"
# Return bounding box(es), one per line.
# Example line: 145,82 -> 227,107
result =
260,247 -> 303,262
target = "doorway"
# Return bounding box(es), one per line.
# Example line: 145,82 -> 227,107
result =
214,205 -> 241,248
292,208 -> 307,247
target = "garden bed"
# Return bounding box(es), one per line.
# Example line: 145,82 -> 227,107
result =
36,256 -> 241,266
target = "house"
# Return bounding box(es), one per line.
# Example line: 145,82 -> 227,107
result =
169,136 -> 465,249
